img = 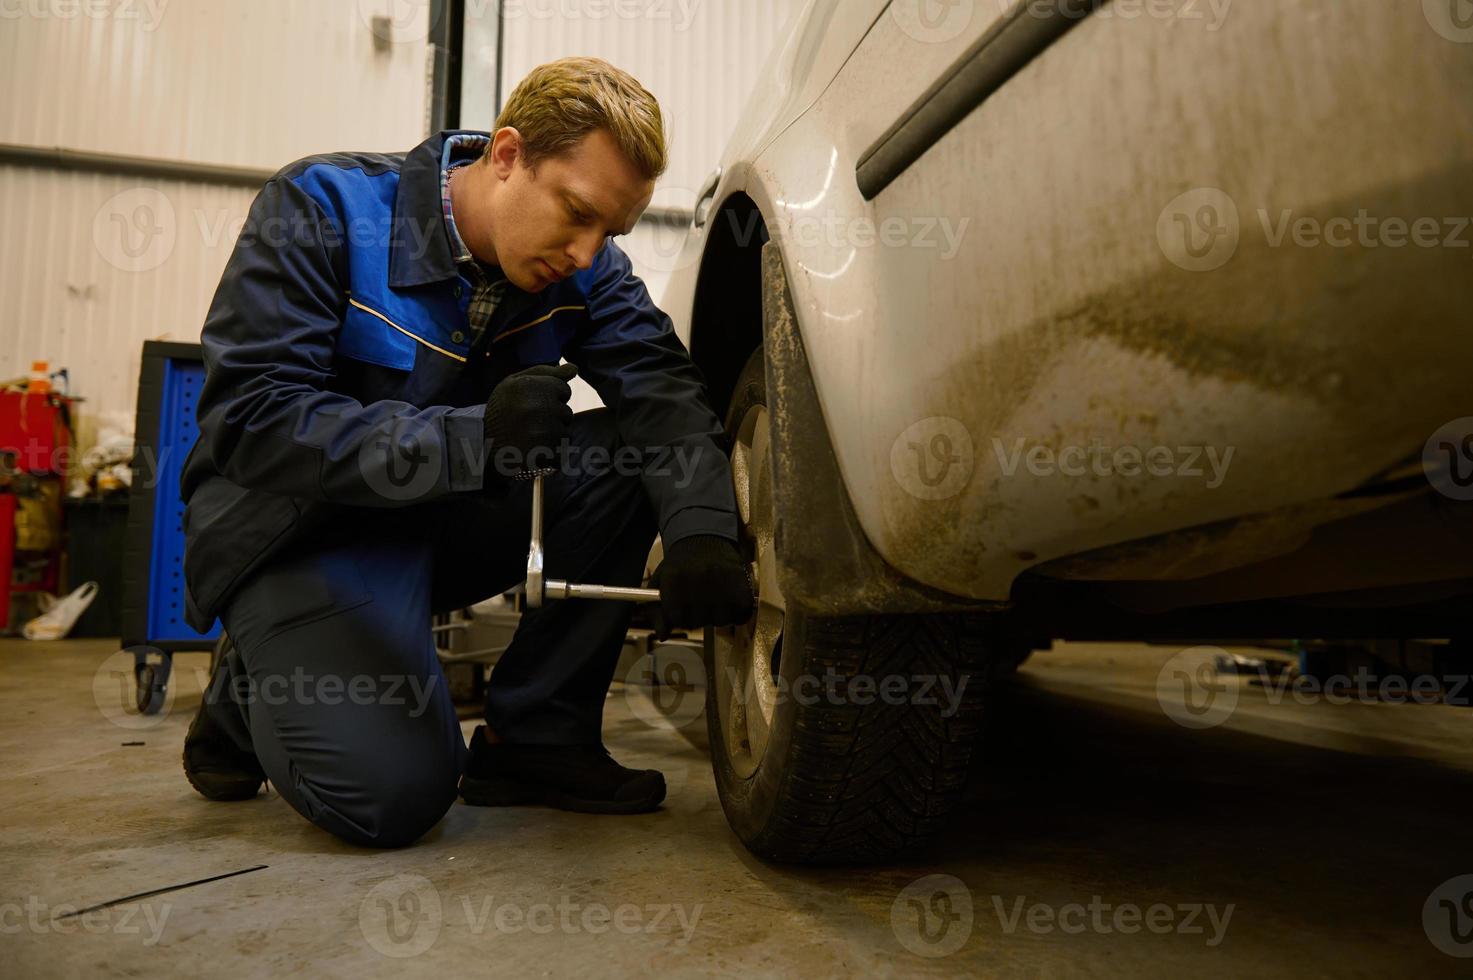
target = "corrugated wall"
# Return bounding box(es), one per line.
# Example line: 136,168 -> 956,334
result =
0,165 -> 256,435
0,0 -> 429,166
0,0 -> 431,441
0,0 -> 805,437
490,0 -> 804,205
483,0 -> 804,411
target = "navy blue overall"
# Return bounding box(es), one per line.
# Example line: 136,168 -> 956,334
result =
180,131 -> 738,846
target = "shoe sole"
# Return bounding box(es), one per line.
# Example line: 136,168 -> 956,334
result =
458,774 -> 665,814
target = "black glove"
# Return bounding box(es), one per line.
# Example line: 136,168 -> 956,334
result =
648,535 -> 755,641
483,363 -> 578,484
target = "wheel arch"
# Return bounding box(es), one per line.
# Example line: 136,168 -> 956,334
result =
687,195 -> 998,617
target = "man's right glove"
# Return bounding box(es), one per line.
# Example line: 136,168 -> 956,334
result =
483,362 -> 578,484
648,535 -> 756,641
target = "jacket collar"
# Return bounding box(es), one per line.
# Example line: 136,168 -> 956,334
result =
389,129 -> 491,288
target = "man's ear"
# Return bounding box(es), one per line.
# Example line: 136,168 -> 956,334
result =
488,127 -> 523,179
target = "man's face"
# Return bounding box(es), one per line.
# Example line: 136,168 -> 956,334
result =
483,126 -> 655,293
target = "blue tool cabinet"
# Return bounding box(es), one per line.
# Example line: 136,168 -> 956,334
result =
121,341 -> 221,714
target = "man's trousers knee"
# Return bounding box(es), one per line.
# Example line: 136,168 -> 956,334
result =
205,408 -> 658,847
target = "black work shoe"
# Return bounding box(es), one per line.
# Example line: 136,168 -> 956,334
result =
458,725 -> 666,814
182,640 -> 265,802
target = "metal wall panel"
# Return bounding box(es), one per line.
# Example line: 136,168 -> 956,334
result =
488,0 -> 806,207
0,164 -> 256,440
485,0 -> 807,412
0,0 -> 431,441
0,0 -> 430,168
0,0 -> 805,434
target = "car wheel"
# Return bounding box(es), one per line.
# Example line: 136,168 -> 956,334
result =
705,347 -> 997,865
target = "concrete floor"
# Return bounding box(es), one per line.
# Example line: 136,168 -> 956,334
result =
2,636 -> 1470,978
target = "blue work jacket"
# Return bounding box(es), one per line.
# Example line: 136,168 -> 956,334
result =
178,130 -> 738,632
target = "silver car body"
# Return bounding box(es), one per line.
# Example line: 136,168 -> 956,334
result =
662,0 -> 1473,606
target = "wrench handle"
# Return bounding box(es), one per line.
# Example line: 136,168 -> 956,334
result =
543,580 -> 662,603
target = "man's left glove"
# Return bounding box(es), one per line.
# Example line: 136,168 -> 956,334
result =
648,535 -> 755,641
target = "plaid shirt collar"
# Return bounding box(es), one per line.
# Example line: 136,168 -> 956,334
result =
440,134 -> 500,276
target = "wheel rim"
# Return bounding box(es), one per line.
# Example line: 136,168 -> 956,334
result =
713,404 -> 785,779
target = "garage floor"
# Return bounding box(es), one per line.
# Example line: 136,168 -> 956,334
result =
2,637 -> 1470,977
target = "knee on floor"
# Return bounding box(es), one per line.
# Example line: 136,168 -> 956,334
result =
294,747 -> 463,849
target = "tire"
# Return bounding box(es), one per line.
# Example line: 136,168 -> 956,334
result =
704,348 -> 997,865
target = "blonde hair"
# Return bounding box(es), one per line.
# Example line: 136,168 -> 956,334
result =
491,57 -> 668,181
